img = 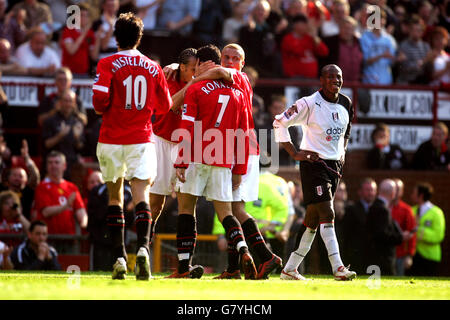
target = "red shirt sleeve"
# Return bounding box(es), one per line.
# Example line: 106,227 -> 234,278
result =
92,58 -> 112,113
153,64 -> 173,115
175,85 -> 198,168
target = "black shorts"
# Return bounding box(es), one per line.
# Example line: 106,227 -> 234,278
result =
299,159 -> 343,206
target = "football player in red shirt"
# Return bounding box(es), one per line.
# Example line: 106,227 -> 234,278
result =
92,13 -> 172,280
166,44 -> 257,279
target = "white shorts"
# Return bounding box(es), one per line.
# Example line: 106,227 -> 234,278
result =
175,163 -> 232,202
97,142 -> 157,183
232,154 -> 260,202
150,135 -> 178,196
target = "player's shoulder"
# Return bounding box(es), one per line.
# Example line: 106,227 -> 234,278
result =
337,92 -> 353,112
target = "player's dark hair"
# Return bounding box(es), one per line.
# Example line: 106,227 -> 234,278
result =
415,182 -> 433,201
113,12 -> 143,50
29,220 -> 47,232
176,48 -> 197,81
196,44 -> 221,65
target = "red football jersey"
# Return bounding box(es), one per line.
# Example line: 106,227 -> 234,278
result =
92,49 -> 172,144
152,78 -> 185,142
33,178 -> 85,235
60,27 -> 96,75
177,79 -> 249,175
230,70 -> 259,156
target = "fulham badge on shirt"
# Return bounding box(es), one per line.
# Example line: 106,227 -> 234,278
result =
316,185 -> 323,196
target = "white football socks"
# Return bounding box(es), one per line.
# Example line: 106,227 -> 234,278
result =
284,227 -> 316,271
320,223 -> 344,273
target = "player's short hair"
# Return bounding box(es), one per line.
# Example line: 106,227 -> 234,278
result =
113,12 -> 143,50
223,43 -> 245,61
415,182 -> 433,201
178,48 -> 197,65
29,220 -> 47,233
320,64 -> 342,78
197,44 -> 221,65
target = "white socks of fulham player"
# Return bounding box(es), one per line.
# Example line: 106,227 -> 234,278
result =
284,227 -> 316,272
320,223 -> 344,273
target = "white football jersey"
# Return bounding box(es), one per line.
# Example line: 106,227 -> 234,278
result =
273,90 -> 354,160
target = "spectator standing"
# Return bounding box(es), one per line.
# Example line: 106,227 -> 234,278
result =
42,89 -> 86,180
32,151 -> 88,240
408,182 -> 446,276
9,220 -> 61,270
367,123 -> 408,170
280,13 -> 328,79
0,38 -> 27,75
192,0 -> 232,47
412,122 -> 450,171
222,0 -> 249,44
0,140 -> 40,220
341,177 -> 377,275
14,27 -> 61,77
60,3 -> 102,76
11,0 -> 52,31
396,16 -> 430,84
391,178 -> 416,276
320,0 -> 350,38
365,179 -> 403,276
37,67 -> 87,128
136,0 -> 161,31
156,0 -> 201,37
0,0 -> 26,52
239,0 -> 280,77
360,10 -> 397,84
95,0 -> 120,59
426,27 -> 450,89
321,16 -> 363,82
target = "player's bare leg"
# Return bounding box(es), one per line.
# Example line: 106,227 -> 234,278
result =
215,201 -> 257,280
232,201 -> 282,279
130,178 -> 152,280
106,179 -> 127,280
149,193 -> 165,245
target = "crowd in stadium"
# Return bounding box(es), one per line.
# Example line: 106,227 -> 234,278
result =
0,0 -> 449,278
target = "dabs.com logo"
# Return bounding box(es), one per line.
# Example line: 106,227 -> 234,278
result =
325,127 -> 345,142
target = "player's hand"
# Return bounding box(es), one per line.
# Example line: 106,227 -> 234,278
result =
232,174 -> 242,191
163,63 -> 179,81
194,60 -> 216,77
176,168 -> 186,183
294,150 -> 319,162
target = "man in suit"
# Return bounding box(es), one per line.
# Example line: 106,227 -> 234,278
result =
341,177 -> 377,275
366,179 -> 404,275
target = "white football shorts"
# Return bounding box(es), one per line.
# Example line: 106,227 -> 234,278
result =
150,134 -> 178,195
232,154 -> 260,202
96,142 -> 157,183
175,163 -> 233,202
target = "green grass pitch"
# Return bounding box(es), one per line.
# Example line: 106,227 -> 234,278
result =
1,271 -> 449,300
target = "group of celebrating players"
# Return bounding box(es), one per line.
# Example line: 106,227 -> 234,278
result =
92,12 -> 357,282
